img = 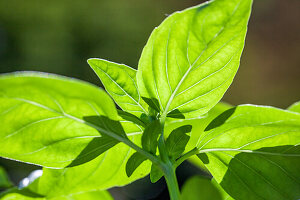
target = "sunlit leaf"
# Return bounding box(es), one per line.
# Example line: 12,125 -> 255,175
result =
0,72 -> 129,168
31,121 -> 150,197
137,0 -> 252,119
88,58 -> 148,116
288,101 -> 300,113
197,105 -> 300,200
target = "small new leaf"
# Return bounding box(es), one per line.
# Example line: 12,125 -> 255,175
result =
88,58 -> 148,116
117,109 -> 146,128
165,125 -> 192,160
125,152 -> 147,177
141,120 -> 161,154
141,97 -> 161,113
166,109 -> 185,119
150,164 -> 163,183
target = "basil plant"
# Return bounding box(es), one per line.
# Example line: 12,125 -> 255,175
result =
0,0 -> 299,199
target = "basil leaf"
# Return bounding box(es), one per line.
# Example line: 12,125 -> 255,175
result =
0,166 -> 12,189
141,120 -> 161,154
211,178 -> 234,200
149,163 -> 163,183
165,102 -> 232,153
166,109 -> 185,119
0,72 -> 127,168
198,105 -> 300,200
165,125 -> 191,160
181,176 -> 222,200
0,188 -> 44,200
288,101 -> 300,113
141,97 -> 160,113
117,109 -> 146,127
125,152 -> 147,177
88,58 -> 148,116
137,0 -> 252,119
0,187 -> 112,200
31,122 -> 150,197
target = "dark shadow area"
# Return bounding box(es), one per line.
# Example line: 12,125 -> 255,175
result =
204,107 -> 236,131
67,136 -> 118,167
166,109 -> 185,119
67,115 -> 127,167
141,97 -> 160,113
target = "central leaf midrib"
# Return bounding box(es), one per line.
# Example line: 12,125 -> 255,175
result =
95,65 -> 148,114
161,0 -> 243,118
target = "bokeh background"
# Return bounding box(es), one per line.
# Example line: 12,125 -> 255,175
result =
0,0 -> 299,199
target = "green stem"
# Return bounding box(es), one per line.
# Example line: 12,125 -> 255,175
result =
158,118 -> 181,200
163,162 -> 181,200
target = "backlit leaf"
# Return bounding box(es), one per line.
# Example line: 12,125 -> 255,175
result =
0,72 -> 122,168
88,58 -> 148,116
137,0 -> 253,119
197,105 -> 300,200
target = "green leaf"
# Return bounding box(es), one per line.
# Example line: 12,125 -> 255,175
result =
125,152 -> 147,177
141,120 -> 161,154
0,187 -> 112,200
197,105 -> 300,200
88,58 -> 148,116
288,101 -> 300,113
166,109 -> 185,119
181,176 -> 222,200
165,102 -> 231,172
117,109 -> 146,127
150,163 -> 163,183
0,72 -> 125,168
0,166 -> 12,189
141,97 -> 160,113
137,0 -> 253,119
211,178 -> 234,200
0,188 -> 44,200
30,122 -> 150,197
50,190 -> 113,200
165,125 -> 191,160
165,102 -> 232,153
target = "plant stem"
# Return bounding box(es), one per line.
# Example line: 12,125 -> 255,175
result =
163,162 -> 181,200
158,119 -> 181,200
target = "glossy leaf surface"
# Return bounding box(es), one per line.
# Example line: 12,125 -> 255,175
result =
137,0 -> 252,119
0,72 -> 122,168
88,58 -> 148,116
198,105 -> 300,200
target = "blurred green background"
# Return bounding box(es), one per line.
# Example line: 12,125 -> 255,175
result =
0,0 -> 299,199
